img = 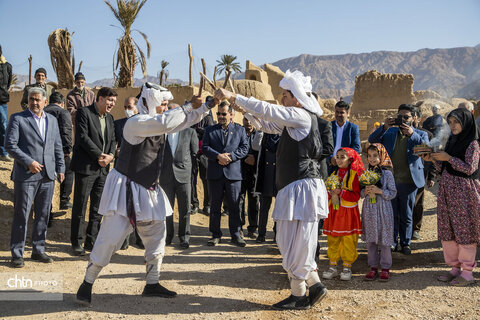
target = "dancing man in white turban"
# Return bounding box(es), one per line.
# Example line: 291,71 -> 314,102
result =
76,83 -> 214,305
215,70 -> 329,310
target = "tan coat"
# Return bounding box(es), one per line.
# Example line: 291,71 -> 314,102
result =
66,87 -> 96,124
21,83 -> 55,109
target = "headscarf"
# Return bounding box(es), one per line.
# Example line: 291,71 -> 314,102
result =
339,147 -> 365,174
136,82 -> 173,117
279,70 -> 323,117
368,143 -> 393,172
443,108 -> 480,178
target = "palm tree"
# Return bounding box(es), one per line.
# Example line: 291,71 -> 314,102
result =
216,54 -> 241,88
159,60 -> 169,86
48,28 -> 78,89
105,0 -> 151,87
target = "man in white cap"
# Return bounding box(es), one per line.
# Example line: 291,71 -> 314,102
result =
215,70 -> 329,310
76,82 -> 214,305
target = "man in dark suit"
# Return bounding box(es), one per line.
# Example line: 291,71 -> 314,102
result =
44,92 -> 73,213
160,103 -> 199,249
70,87 -> 117,256
114,97 -> 138,155
202,102 -> 249,247
191,96 -> 215,215
328,101 -> 361,174
5,87 -> 65,268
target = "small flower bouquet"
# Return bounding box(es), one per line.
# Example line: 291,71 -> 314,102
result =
325,174 -> 341,210
359,170 -> 381,204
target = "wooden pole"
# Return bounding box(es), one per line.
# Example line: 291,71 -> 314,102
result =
28,55 -> 32,85
213,66 -> 217,85
198,58 -> 206,95
188,44 -> 193,86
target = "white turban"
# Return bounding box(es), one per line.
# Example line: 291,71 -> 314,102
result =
279,70 -> 323,117
137,83 -> 174,117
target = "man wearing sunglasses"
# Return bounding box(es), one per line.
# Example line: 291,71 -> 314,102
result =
369,104 -> 429,255
202,101 -> 249,247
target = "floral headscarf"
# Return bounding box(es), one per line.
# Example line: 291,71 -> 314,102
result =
368,143 -> 393,171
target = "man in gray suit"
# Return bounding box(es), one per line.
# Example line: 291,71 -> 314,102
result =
160,103 -> 199,249
5,87 -> 65,268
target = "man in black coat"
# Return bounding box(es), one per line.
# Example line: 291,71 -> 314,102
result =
44,92 -> 73,213
70,87 -> 117,256
0,44 -> 12,162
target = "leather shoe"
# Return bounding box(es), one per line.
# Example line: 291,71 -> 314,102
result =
142,283 -> 177,298
72,245 -> 86,256
31,253 -> 53,263
207,237 -> 221,246
165,238 -> 173,245
256,235 -> 266,243
190,206 -> 198,215
231,236 -> 246,247
11,257 -> 25,268
201,206 -> 210,215
180,241 -> 190,249
59,202 -> 73,210
247,231 -> 258,239
84,243 -> 93,252
272,294 -> 310,310
76,280 -> 93,306
401,245 -> 412,255
308,282 -> 327,306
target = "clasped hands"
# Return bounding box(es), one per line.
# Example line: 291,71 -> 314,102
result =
213,89 -> 245,114
98,153 -> 114,167
364,185 -> 382,195
217,153 -> 232,166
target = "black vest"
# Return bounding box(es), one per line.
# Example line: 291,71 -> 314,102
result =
276,111 -> 322,191
115,135 -> 166,189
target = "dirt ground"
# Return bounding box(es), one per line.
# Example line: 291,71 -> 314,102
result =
0,158 -> 479,320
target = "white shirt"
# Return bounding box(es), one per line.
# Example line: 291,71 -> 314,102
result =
333,121 -> 345,156
29,109 -> 47,142
167,132 -> 179,156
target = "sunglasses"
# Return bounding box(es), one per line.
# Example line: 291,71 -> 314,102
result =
216,112 -> 228,116
397,114 -> 411,120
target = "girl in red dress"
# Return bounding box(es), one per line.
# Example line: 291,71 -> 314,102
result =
323,147 -> 364,281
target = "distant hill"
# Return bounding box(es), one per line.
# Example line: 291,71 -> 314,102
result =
271,45 -> 480,99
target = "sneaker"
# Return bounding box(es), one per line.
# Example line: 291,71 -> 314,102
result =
59,202 -> 73,210
0,155 -> 13,162
76,280 -> 93,306
340,268 -> 352,281
379,269 -> 390,282
142,283 -> 177,298
207,237 -> 221,246
401,245 -> 412,255
411,230 -> 421,240
190,206 -> 199,215
308,282 -> 328,306
231,236 -> 246,247
322,267 -> 338,280
272,294 -> 310,310
180,241 -> 190,249
364,268 -> 378,281
391,243 -> 400,252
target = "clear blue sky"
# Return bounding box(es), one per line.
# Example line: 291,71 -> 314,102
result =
1,0 -> 479,83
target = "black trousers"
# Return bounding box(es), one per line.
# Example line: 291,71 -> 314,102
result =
208,178 -> 242,238
412,186 -> 425,233
60,155 -> 74,205
239,175 -> 260,233
258,195 -> 274,237
162,180 -> 191,242
191,155 -> 210,209
71,171 -> 106,248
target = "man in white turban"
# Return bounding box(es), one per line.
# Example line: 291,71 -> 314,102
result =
76,83 -> 215,305
214,70 -> 329,310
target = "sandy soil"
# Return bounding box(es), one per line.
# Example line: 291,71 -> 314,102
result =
0,158 -> 479,320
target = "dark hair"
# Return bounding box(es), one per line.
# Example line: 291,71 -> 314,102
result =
412,105 -> 421,118
96,87 -> 118,102
335,100 -> 350,111
397,103 -> 415,115
219,101 -> 233,113
49,92 -> 65,104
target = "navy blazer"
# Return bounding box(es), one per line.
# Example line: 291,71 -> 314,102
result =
331,121 -> 361,153
202,122 -> 249,181
368,126 -> 429,188
5,109 -> 65,182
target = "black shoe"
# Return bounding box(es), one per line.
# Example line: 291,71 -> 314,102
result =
31,253 -> 53,263
190,206 -> 199,215
207,237 -> 221,246
401,245 -> 412,255
84,243 -> 93,252
247,231 -> 258,239
411,231 -> 421,240
47,216 -> 53,228
136,241 -> 145,249
11,257 -> 25,268
72,245 -> 86,256
309,282 -> 328,306
221,211 -> 228,217
165,238 -> 173,246
391,243 -> 400,252
142,283 -> 177,298
231,236 -> 246,247
59,202 -> 73,210
201,206 -> 210,216
120,242 -> 129,250
256,235 -> 266,243
76,280 -> 92,306
180,241 -> 190,249
272,294 -> 310,310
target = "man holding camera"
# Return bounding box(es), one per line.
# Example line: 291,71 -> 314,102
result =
368,104 -> 428,255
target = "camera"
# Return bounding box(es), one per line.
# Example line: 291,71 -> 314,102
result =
392,115 -> 404,126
